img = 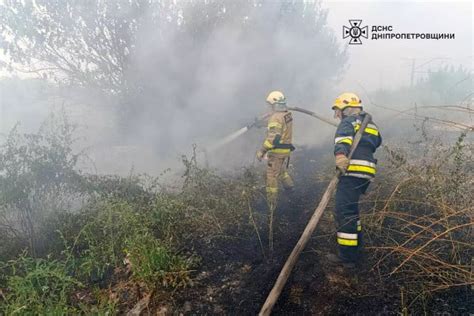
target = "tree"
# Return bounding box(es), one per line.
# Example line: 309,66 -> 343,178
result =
1,0 -> 347,147
421,65 -> 472,103
0,0 -> 174,93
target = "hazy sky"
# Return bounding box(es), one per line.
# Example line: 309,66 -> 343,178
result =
0,0 -> 472,174
1,0 -> 471,90
322,0 -> 473,91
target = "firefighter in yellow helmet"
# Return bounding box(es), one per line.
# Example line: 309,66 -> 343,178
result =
328,92 -> 382,267
256,91 -> 295,211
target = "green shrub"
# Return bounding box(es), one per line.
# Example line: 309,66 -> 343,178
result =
0,253 -> 81,315
63,200 -> 148,282
84,173 -> 158,207
124,232 -> 196,289
0,111 -> 85,259
152,153 -> 261,246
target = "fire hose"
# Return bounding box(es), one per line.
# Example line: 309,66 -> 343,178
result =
203,107 -> 370,314
258,113 -> 373,316
205,106 -> 336,153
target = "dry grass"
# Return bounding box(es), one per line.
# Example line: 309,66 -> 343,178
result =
362,132 -> 473,305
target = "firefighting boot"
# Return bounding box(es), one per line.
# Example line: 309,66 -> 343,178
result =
326,253 -> 356,269
284,186 -> 298,210
281,171 -> 294,189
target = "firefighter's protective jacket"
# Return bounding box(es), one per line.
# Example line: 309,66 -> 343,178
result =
334,112 -> 382,179
261,111 -> 294,156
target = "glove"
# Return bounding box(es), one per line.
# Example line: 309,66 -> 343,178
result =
335,154 -> 349,172
256,149 -> 266,161
253,117 -> 267,128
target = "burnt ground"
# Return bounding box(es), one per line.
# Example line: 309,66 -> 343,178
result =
141,147 -> 472,315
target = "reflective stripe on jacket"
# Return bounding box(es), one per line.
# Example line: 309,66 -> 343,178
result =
262,111 -> 294,156
334,112 -> 382,179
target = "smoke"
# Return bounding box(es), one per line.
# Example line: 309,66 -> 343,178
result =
116,0 -> 347,173
0,0 -> 471,176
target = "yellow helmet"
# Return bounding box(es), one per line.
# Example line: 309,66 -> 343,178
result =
266,90 -> 286,106
332,92 -> 362,111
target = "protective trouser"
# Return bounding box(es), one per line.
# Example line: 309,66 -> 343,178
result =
334,176 -> 370,262
266,155 -> 294,210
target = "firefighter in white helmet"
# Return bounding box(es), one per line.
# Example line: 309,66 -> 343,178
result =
256,91 -> 295,212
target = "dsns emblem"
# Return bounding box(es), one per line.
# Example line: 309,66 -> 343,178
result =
343,20 -> 368,45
